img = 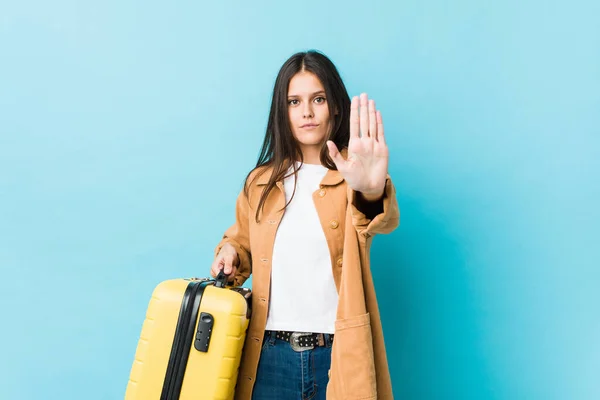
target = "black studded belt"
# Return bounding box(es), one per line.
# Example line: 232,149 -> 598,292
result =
268,330 -> 334,352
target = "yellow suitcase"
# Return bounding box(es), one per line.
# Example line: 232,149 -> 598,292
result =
125,273 -> 251,400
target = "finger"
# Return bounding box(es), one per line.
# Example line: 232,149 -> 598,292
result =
369,99 -> 377,141
350,96 -> 359,139
327,140 -> 345,168
211,256 -> 225,277
360,93 -> 369,138
223,255 -> 234,274
210,261 -> 221,278
376,110 -> 386,145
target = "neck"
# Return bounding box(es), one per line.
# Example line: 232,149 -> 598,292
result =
299,145 -> 322,165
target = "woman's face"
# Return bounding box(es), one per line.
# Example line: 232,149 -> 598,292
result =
287,71 -> 331,155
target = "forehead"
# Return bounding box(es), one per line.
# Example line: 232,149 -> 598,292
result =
288,71 -> 325,95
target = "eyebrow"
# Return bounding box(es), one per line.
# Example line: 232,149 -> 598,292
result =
287,90 -> 326,98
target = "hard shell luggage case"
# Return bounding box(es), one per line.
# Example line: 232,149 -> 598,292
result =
125,273 -> 252,400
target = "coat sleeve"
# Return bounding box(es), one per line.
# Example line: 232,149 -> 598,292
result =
348,174 -> 400,237
214,187 -> 252,286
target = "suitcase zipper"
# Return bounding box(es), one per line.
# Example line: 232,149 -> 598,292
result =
160,280 -> 212,400
170,281 -> 210,398
160,281 -> 198,400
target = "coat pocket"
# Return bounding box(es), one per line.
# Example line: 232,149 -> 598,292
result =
332,312 -> 377,399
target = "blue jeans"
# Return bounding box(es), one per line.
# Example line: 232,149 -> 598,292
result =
251,331 -> 333,400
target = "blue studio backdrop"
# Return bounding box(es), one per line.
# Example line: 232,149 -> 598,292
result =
1,1 -> 598,399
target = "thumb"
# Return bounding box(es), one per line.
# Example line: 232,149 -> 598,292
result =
326,140 -> 345,169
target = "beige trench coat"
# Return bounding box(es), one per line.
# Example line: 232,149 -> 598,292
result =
214,154 -> 400,399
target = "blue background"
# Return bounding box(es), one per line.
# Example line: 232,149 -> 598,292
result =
1,1 -> 598,399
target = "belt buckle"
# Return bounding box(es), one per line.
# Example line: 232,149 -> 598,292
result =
289,332 -> 314,352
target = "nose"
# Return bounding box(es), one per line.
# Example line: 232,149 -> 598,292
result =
302,102 -> 314,118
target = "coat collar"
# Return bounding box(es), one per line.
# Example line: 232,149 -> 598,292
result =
256,148 -> 347,187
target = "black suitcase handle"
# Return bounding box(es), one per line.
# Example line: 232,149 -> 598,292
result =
215,269 -> 230,288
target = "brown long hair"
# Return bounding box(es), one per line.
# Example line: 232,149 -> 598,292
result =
243,50 -> 351,222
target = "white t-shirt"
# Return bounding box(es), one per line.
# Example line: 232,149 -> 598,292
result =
264,162 -> 339,334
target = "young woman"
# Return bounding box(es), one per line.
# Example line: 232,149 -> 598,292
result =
211,50 -> 400,400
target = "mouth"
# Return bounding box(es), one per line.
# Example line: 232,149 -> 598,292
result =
300,123 -> 319,129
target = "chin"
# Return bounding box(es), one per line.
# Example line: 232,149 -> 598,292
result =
298,139 -> 325,145
294,133 -> 326,146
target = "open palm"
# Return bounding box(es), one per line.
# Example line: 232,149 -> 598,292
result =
327,93 -> 389,198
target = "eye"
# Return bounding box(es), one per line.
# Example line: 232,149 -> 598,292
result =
288,99 -> 299,106
314,96 -> 326,104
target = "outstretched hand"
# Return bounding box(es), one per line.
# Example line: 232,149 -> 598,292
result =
327,93 -> 389,201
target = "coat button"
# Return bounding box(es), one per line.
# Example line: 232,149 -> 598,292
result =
330,219 -> 339,229
318,189 -> 326,197
336,257 -> 343,266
